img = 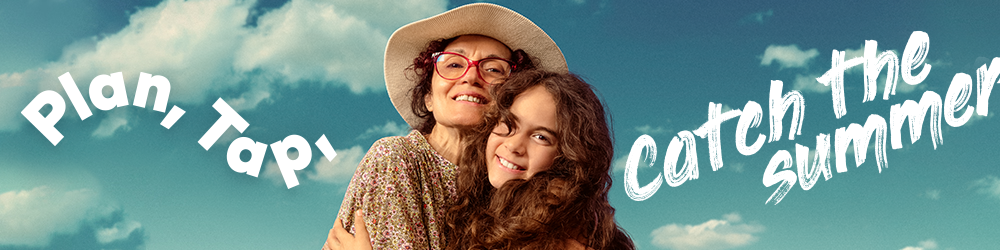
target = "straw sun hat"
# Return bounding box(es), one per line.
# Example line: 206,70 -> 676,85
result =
384,3 -> 568,128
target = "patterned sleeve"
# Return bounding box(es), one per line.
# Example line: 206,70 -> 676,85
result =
335,136 -> 431,249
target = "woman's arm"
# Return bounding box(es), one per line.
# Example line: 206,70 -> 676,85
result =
325,135 -> 448,249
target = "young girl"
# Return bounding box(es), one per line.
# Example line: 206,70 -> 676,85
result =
326,70 -> 633,249
445,70 -> 634,250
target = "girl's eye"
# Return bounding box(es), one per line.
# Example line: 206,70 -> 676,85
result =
532,133 -> 552,145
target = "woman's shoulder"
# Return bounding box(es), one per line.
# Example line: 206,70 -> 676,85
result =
368,130 -> 432,156
360,130 -> 452,170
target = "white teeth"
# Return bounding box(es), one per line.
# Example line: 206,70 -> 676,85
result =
498,157 -> 521,170
455,95 -> 483,104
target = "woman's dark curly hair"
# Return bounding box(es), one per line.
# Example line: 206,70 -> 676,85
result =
445,69 -> 635,250
408,35 -> 536,134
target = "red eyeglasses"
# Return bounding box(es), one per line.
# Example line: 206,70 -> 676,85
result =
433,52 -> 515,84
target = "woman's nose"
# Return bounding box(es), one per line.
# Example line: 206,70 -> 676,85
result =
460,65 -> 485,86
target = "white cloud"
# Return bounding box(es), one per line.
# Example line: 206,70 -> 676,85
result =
299,0 -> 447,36
261,146 -> 305,187
743,10 -> 773,24
225,76 -> 274,112
720,104 -> 735,113
920,239 -> 939,249
729,162 -> 745,173
901,239 -> 938,250
791,73 -> 828,93
260,145 -> 365,187
841,45 -> 866,64
0,186 -> 98,246
0,0 -> 447,132
0,73 -> 37,131
56,0 -> 251,103
612,153 -> 628,173
961,110 -> 993,127
636,125 -> 672,136
611,124 -> 674,173
356,121 -> 411,140
778,43 -> 929,97
972,175 -> 1000,200
924,189 -> 941,200
0,186 -> 143,248
91,108 -> 133,138
95,220 -> 142,244
892,79 -> 927,95
860,62 -> 927,99
213,126 -> 245,148
307,145 -> 365,184
720,213 -> 741,222
261,160 -> 286,187
0,0 -> 251,133
760,44 -> 819,69
236,0 -> 388,94
235,0 -> 446,93
650,212 -> 764,250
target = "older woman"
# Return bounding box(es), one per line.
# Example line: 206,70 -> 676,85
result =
326,3 -> 567,250
329,70 -> 636,250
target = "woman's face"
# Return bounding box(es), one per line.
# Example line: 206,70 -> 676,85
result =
425,35 -> 512,129
486,86 -> 560,188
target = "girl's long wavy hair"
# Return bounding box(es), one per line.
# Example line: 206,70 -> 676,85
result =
445,70 -> 635,250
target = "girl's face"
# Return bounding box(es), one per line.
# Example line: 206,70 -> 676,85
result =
486,86 -> 560,188
425,35 -> 512,129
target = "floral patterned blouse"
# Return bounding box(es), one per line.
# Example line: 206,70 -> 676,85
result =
337,130 -> 458,249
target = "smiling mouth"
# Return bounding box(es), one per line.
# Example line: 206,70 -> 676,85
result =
498,156 -> 525,171
454,94 -> 486,104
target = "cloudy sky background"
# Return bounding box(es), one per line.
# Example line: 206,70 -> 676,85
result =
1,0 -> 998,249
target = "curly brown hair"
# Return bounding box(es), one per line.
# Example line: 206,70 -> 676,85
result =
408,35 -> 536,134
446,70 -> 635,250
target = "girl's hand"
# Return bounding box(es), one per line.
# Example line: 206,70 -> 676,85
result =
323,211 -> 372,250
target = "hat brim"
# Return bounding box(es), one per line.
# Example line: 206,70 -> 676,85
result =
384,3 -> 568,129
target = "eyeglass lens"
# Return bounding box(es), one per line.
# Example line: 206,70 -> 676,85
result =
434,53 -> 512,83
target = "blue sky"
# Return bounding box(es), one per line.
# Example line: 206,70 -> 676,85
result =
1,0 -> 999,249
